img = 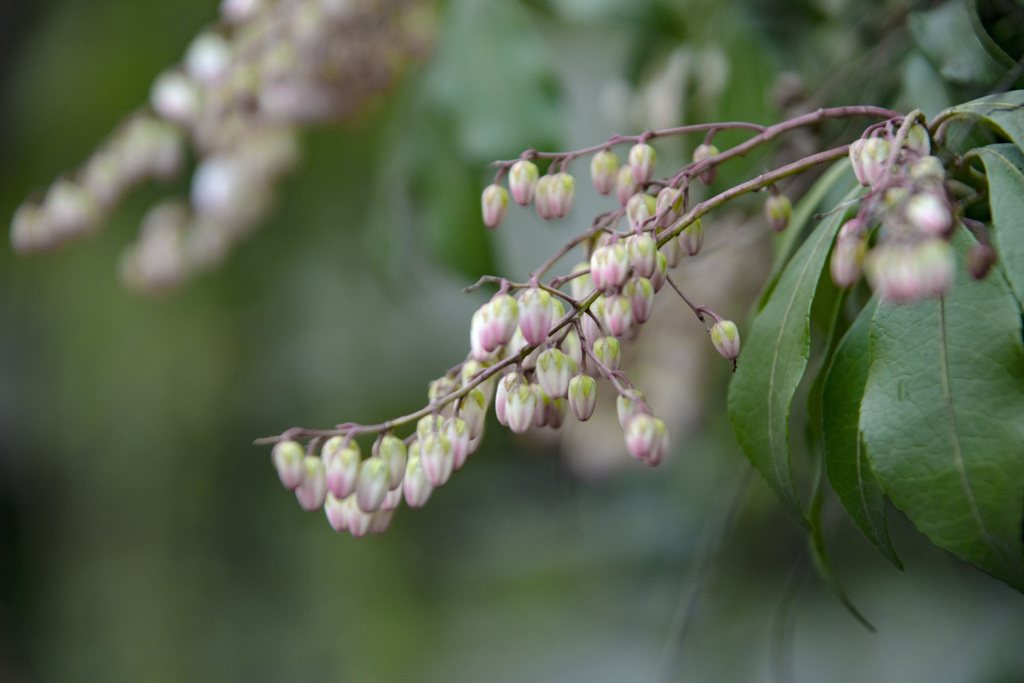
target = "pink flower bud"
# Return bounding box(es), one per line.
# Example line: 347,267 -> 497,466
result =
693,143 -> 719,185
368,509 -> 395,535
568,374 -> 597,421
830,233 -> 867,289
473,294 -> 519,355
518,287 -> 554,345
616,390 -> 648,430
615,165 -> 638,206
417,414 -> 444,442
590,150 -> 620,195
381,486 -> 404,512
444,417 -> 471,471
656,186 -> 683,228
764,195 -> 791,233
458,387 -> 488,439
849,138 -> 868,186
678,218 -> 704,256
570,262 -> 596,301
537,348 -> 577,398
905,192 -> 952,237
532,384 -> 551,428
628,143 -> 656,185
325,442 -> 361,499
403,444 -> 433,508
550,172 -> 576,218
505,382 -> 537,433
710,320 -> 741,361
272,440 -> 306,490
968,244 -> 996,280
325,493 -> 348,532
495,374 -> 518,426
185,32 -> 232,84
561,326 -> 583,366
374,435 -> 407,490
44,179 -> 100,240
649,251 -> 668,292
345,495 -> 373,538
481,183 -> 509,229
545,397 -> 568,429
590,243 -> 631,292
911,155 -> 945,183
626,192 -> 656,231
603,294 -> 634,337
509,159 -> 539,206
295,456 -> 327,511
904,123 -> 930,158
150,71 -> 200,125
355,458 -> 390,513
593,336 -> 622,371
420,431 -> 454,487
623,277 -> 655,324
534,175 -> 555,219
860,137 -> 892,188
627,232 -> 657,278
624,414 -> 669,466
659,227 -> 684,268
582,295 -> 606,342
461,359 -> 494,404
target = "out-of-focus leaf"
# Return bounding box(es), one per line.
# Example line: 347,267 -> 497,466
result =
861,230 -> 1024,591
900,51 -> 953,121
935,90 -> 1024,150
970,144 -> 1024,308
909,1 -> 1005,87
822,298 -> 902,569
728,183 -> 862,525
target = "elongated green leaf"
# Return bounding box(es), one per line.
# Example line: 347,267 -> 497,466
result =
908,2 -> 1005,87
970,144 -> 1024,308
861,230 -> 1024,590
822,298 -> 903,569
728,183 -> 863,525
935,90 -> 1024,150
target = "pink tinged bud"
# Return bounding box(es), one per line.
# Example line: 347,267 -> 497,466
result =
420,431 -> 454,487
403,449 -> 433,508
537,348 -> 577,398
912,155 -> 945,183
534,175 -> 555,219
590,243 -> 631,292
656,186 -> 683,228
624,277 -> 655,324
381,485 -> 404,512
603,294 -> 634,337
905,123 -> 931,158
765,195 -> 792,233
906,193 -> 952,237
693,143 -> 719,185
627,232 -> 657,278
624,414 -> 669,466
570,262 -> 596,301
220,0 -> 262,24
649,251 -> 668,292
593,336 -> 622,372
374,435 -> 407,490
582,296 -> 606,343
550,173 -> 576,218
916,240 -> 956,298
849,139 -> 868,186
561,326 -> 583,366
626,193 -> 656,231
461,360 -> 494,404
505,382 -> 537,433
509,159 -> 539,206
532,384 -> 551,428
495,374 -> 518,426
710,320 -> 741,361
628,143 -> 656,184
185,32 -> 232,84
44,179 -> 100,240
678,218 -> 704,256
150,71 -> 200,125
861,137 -> 892,188
325,443 -> 361,499
481,184 -> 509,229
968,244 -> 996,280
518,287 -> 555,345
615,165 -> 639,207
830,234 -> 867,289
508,328 -> 542,370
590,150 -> 620,195
272,440 -> 306,490
458,387 -> 488,439
295,456 -> 327,511
489,293 -> 520,349
355,458 -> 390,513
368,509 -> 395,535
568,374 -> 597,421
416,414 -> 444,442
10,203 -> 49,254
616,390 -> 648,430
325,493 -> 349,532
545,397 -> 569,429
345,496 -> 373,538
659,228 -> 684,268
444,417 -> 471,471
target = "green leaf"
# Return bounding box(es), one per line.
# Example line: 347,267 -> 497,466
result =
822,298 -> 903,569
909,1 -> 1005,87
728,183 -> 863,525
861,230 -> 1024,590
934,90 -> 1024,150
969,144 -> 1024,309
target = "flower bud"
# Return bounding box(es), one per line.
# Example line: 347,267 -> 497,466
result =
295,456 -> 327,511
904,123 -> 931,158
550,172 -> 576,218
678,218 -> 703,257
473,294 -> 519,356
444,416 -> 472,471
458,387 -> 488,439
593,336 -> 622,371
536,348 -> 577,398
368,509 -> 395,535
624,414 -> 669,466
590,243 -> 631,292
545,397 -> 569,429
381,486 -> 404,512
495,373 -> 518,426
481,183 -> 509,229
568,374 -> 597,421
150,71 -> 200,125
911,155 -> 945,183
355,458 -> 390,513
628,143 -> 656,185
505,382 -> 537,433
403,448 -> 433,508
461,360 -> 494,402
905,192 -> 952,237
860,137 -> 892,188
659,228 -> 684,268
581,295 -> 605,342
272,440 -> 306,490
417,414 -> 445,441
623,277 -> 655,324
374,435 -> 407,490
590,150 -> 620,195
616,390 -> 648,430
570,262 -> 596,301
534,175 -> 555,220
509,159 -> 540,205
420,431 -> 454,487
968,243 -> 996,280
849,138 -> 868,185
615,165 -> 638,207
626,192 -> 656,231
185,32 -> 232,84
561,324 -> 583,366
325,493 -> 348,532
693,143 -> 719,184
764,194 -> 791,233
830,232 -> 867,289
44,179 -> 100,240
603,294 -> 634,337
710,320 -> 741,361
345,495 -> 373,538
649,250 -> 668,292
656,186 -> 683,228
531,384 -> 551,428
325,441 -> 361,499
518,287 -> 554,346
627,231 -> 657,278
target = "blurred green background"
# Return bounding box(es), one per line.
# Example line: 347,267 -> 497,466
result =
1,0 -> 1023,681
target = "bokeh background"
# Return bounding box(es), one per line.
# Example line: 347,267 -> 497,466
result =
2,0 -> 1023,681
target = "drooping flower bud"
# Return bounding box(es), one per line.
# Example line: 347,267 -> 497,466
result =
905,192 -> 952,237
568,374 -> 597,422
536,348 -> 577,399
295,456 -> 327,511
505,382 -> 537,433
325,493 -> 348,532
659,228 -> 684,268
603,294 -> 634,337
534,175 -> 555,220
590,150 -> 620,195
531,384 -> 551,428
420,431 -> 454,487
678,218 -> 704,256
764,194 -> 792,233
623,277 -> 655,324
272,440 -> 306,490
628,142 -> 656,185
649,251 -> 668,292
581,295 -> 606,343
473,294 -> 519,357
860,137 -> 892,188
624,413 -> 669,466
561,326 -> 583,366
626,192 -> 656,231
368,509 -> 395,535
461,359 -> 494,403
417,414 -> 444,442
458,387 -> 488,439
593,336 -> 622,371
710,320 -> 741,361
509,159 -> 539,206
403,443 -> 433,508
150,71 -> 200,125
968,243 -> 996,280
615,165 -> 638,207
374,435 -> 407,490
44,179 -> 101,240
550,172 -> 576,218
693,143 -> 719,184
325,441 -> 361,499
481,183 -> 509,229
570,262 -> 595,301
495,373 -> 518,426
616,390 -> 648,430
911,155 -> 945,183
345,495 -> 373,538
849,138 -> 868,186
381,484 -> 404,512
627,231 -> 657,278
518,287 -> 555,346
830,229 -> 867,289
545,397 -> 568,429
444,416 -> 472,471
656,186 -> 684,228
185,32 -> 232,84
428,376 -> 457,408
904,123 -> 931,158
590,243 -> 631,292
355,458 -> 390,513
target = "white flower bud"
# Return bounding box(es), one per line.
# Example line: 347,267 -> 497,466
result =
509,159 -> 539,206
518,287 -> 554,346
355,458 -> 390,513
374,435 -> 407,490
710,320 -> 741,361
536,348 -> 577,399
505,382 -> 537,434
295,456 -> 327,511
568,374 -> 597,422
403,446 -> 434,508
420,431 -> 454,487
272,440 -> 306,490
624,414 -> 669,466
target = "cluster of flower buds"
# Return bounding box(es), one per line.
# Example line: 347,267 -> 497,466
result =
831,121 -> 963,302
12,0 -> 432,293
